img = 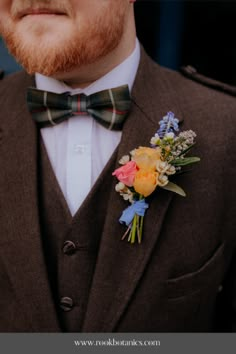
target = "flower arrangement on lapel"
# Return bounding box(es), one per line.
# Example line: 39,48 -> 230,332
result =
112,112 -> 200,244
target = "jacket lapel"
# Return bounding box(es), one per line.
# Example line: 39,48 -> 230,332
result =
0,73 -> 60,331
82,48 -> 184,332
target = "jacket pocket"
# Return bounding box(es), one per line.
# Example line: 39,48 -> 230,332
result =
164,242 -> 225,301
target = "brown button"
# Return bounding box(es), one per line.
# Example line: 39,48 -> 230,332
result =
60,297 -> 74,311
63,240 -> 76,255
218,285 -> 223,293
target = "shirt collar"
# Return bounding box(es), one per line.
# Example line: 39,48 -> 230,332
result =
35,38 -> 140,95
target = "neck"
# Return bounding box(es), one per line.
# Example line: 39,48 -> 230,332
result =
53,10 -> 136,89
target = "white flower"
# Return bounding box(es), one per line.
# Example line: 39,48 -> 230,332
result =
179,130 -> 196,145
115,182 -> 134,203
130,149 -> 136,157
164,132 -> 175,141
166,165 -> 176,175
150,133 -> 161,146
115,182 -> 125,192
121,189 -> 134,203
156,161 -> 175,175
119,155 -> 130,165
158,174 -> 168,187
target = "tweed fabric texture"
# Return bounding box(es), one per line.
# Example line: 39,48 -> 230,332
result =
0,47 -> 236,332
38,138 -> 117,332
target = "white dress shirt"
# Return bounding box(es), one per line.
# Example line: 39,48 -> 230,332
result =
35,39 -> 140,216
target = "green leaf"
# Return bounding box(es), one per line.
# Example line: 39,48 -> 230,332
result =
171,157 -> 200,166
162,182 -> 186,197
179,143 -> 196,156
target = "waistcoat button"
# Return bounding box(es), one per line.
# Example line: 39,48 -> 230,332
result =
63,240 -> 76,255
60,297 -> 74,311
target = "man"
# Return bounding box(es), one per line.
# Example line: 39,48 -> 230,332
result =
0,0 -> 236,332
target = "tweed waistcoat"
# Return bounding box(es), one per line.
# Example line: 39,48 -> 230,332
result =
38,138 -> 117,332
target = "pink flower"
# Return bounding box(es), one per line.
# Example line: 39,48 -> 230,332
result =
112,161 -> 138,187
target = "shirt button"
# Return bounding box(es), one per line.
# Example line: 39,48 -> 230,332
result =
74,144 -> 87,154
60,297 -> 74,312
63,240 -> 77,255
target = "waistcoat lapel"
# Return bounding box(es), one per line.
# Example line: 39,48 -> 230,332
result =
82,48 -> 184,332
0,72 -> 60,331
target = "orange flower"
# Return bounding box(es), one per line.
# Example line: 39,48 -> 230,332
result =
133,169 -> 159,197
132,147 -> 161,171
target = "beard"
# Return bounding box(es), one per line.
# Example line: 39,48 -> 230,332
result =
0,0 -> 127,76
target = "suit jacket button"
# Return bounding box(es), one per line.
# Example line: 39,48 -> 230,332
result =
60,297 -> 74,311
63,240 -> 76,255
218,285 -> 223,293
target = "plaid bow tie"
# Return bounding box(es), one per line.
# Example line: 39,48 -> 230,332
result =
27,85 -> 131,130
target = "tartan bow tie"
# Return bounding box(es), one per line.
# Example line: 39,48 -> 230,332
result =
27,85 -> 131,130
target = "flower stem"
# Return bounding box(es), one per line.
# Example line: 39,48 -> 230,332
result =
130,214 -> 137,244
136,216 -> 141,244
121,224 -> 132,241
139,215 -> 144,243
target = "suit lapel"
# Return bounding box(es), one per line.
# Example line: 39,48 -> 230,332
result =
0,73 -> 60,331
82,49 -> 184,332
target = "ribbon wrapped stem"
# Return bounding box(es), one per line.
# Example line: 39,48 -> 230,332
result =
119,199 -> 149,244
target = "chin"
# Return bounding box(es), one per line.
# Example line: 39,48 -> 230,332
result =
16,19 -> 69,42
2,8 -> 125,77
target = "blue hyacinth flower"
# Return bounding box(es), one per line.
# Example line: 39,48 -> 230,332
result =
157,111 -> 179,138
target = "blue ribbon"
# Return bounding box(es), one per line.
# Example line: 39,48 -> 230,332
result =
119,199 -> 149,226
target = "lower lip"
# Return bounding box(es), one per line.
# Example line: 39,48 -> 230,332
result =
22,13 -> 65,18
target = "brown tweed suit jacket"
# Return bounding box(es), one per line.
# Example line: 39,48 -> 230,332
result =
0,48 -> 236,332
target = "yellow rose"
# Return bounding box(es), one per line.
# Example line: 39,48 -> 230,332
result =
132,146 -> 161,170
133,169 -> 159,197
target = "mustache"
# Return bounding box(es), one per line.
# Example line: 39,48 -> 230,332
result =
11,0 -> 73,19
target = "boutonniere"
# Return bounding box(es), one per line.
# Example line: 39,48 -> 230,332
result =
112,111 -> 200,244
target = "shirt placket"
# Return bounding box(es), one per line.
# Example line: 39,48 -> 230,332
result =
66,115 -> 93,216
